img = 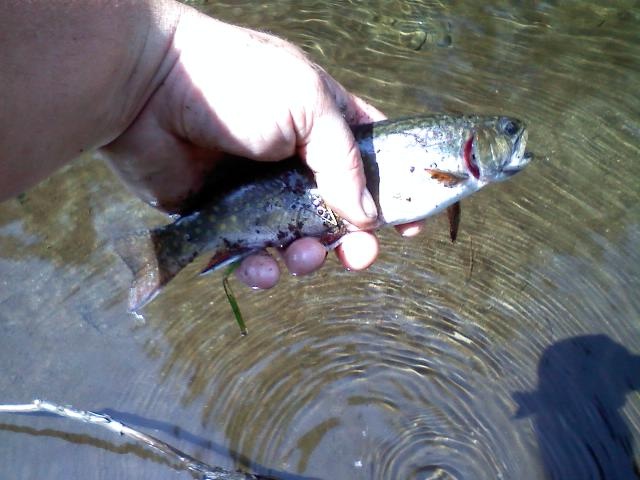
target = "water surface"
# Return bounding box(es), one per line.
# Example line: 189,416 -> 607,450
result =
1,1 -> 639,479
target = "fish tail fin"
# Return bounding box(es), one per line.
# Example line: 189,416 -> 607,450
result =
114,229 -> 180,312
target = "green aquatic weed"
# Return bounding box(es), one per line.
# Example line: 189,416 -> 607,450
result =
223,261 -> 247,336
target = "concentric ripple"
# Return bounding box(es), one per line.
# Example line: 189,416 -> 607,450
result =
140,254 -> 543,479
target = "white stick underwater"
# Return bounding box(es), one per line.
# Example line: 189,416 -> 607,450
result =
0,399 -> 262,480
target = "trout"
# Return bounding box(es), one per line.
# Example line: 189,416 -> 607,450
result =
117,115 -> 532,311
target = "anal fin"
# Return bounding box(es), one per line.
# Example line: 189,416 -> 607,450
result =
199,247 -> 256,275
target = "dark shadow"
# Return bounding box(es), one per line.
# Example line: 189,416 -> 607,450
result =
0,409 -> 319,480
513,334 -> 640,479
0,422 -> 173,466
92,408 -> 320,480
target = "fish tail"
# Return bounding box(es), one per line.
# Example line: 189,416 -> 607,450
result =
114,228 -> 184,312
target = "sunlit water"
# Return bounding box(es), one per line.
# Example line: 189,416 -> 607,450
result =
1,1 -> 639,479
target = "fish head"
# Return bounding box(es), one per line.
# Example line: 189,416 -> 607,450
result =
363,115 -> 533,226
470,117 -> 533,183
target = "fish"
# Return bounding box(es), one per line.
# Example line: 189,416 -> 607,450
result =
116,115 -> 532,311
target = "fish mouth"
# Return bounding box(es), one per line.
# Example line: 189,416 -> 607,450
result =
501,129 -> 532,176
503,151 -> 534,176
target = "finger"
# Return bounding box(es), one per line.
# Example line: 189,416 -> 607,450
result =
299,70 -> 387,229
283,237 -> 328,275
334,231 -> 379,270
300,110 -> 377,228
394,220 -> 424,237
235,252 -> 281,289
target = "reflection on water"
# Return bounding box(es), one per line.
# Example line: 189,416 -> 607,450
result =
1,1 -> 639,479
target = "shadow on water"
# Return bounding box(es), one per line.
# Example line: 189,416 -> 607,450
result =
0,421 -> 174,469
514,335 -> 640,479
0,409 -> 318,480
98,409 -> 320,480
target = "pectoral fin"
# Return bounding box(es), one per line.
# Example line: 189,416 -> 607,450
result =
425,169 -> 467,187
447,201 -> 461,243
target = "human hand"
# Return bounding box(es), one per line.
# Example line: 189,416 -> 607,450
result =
103,7 -> 422,289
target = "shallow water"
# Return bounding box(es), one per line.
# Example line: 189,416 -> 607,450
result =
1,1 -> 639,479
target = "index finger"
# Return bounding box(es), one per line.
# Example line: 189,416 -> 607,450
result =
297,72 -> 386,228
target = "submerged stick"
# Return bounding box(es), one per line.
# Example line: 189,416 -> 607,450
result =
0,400 -> 262,480
467,235 -> 475,280
223,262 -> 248,335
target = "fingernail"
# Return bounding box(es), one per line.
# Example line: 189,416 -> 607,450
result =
361,189 -> 378,219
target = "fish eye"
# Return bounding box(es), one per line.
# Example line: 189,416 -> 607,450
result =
501,119 -> 519,136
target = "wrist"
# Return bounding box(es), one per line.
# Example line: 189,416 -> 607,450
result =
106,0 -> 186,143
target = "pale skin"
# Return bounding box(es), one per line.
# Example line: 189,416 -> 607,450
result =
0,1 -> 422,290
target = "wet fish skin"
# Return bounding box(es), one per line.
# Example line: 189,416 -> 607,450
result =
355,115 -> 530,225
117,115 -> 531,311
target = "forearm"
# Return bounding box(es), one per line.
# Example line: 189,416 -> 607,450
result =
0,0 -> 184,200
